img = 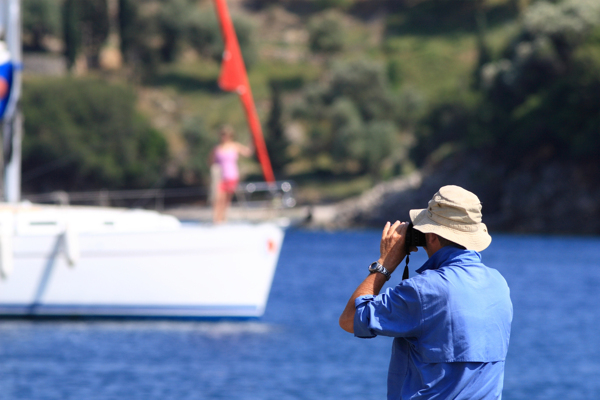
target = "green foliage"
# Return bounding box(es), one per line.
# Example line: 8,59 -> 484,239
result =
157,0 -> 194,62
329,98 -> 364,161
21,78 -> 168,192
186,8 -> 222,60
62,0 -> 110,69
187,9 -> 258,69
294,60 -> 404,177
118,0 -> 162,79
413,0 -> 600,167
181,116 -> 217,184
411,97 -> 479,166
312,0 -> 356,11
118,0 -> 135,57
483,0 -> 600,160
22,0 -> 62,51
265,81 -> 290,177
328,60 -> 397,121
385,0 -> 517,36
308,11 -> 345,54
394,87 -> 427,131
363,121 -> 399,177
156,2 -> 257,68
63,0 -> 81,69
80,0 -> 110,68
523,0 -> 600,47
115,1 -> 258,78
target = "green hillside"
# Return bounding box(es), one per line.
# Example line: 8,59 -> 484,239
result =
20,0 -> 600,205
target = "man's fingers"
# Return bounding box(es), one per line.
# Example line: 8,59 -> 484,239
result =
382,221 -> 391,240
389,221 -> 401,236
388,221 -> 405,237
398,222 -> 409,235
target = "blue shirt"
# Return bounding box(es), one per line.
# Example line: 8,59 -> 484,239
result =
354,247 -> 512,400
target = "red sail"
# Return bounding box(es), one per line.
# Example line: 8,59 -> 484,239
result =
213,0 -> 275,183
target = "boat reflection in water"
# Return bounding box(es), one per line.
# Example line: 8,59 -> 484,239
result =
0,203 -> 284,319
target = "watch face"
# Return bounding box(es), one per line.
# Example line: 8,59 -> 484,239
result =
369,262 -> 380,272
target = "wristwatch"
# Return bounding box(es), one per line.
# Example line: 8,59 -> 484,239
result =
368,261 -> 391,281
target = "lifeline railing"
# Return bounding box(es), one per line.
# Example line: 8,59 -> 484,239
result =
21,181 -> 296,211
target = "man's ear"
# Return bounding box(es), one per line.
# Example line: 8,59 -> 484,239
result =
425,233 -> 438,246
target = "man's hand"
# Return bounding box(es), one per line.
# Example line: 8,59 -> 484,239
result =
378,221 -> 410,274
339,221 -> 410,333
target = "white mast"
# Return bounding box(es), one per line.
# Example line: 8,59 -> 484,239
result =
0,0 -> 21,202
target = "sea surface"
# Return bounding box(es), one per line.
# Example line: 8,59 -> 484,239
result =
0,229 -> 599,400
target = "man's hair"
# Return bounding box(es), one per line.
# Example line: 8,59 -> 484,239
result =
436,234 -> 466,250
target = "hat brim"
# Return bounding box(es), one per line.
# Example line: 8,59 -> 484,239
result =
409,208 -> 492,252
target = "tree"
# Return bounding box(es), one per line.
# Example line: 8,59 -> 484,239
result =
118,0 -> 138,62
118,0 -> 161,79
157,0 -> 192,62
294,60 -> 404,177
265,81 -> 290,177
414,0 -> 600,168
21,78 -> 168,193
63,0 -> 110,70
22,0 -> 62,51
181,116 -> 218,185
308,10 -> 345,55
79,0 -> 110,69
63,0 -> 81,70
328,60 -> 396,122
187,8 -> 258,69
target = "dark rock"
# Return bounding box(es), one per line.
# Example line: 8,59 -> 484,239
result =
321,154 -> 600,235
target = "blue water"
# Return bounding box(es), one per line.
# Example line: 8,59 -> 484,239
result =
1,230 -> 599,399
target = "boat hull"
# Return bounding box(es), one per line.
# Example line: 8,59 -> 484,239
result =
0,206 -> 284,318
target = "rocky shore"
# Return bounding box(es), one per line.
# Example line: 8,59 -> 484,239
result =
307,155 -> 600,235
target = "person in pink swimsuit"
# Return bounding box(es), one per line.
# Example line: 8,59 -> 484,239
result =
210,126 -> 252,223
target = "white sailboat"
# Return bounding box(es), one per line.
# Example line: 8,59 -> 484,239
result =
0,0 -> 285,319
0,204 -> 284,318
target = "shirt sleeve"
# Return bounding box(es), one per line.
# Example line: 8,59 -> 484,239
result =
353,280 -> 423,339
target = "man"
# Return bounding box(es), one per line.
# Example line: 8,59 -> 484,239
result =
339,185 -> 513,400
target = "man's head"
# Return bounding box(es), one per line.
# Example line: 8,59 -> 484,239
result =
409,185 -> 491,254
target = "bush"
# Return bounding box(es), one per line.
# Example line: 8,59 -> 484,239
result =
117,1 -> 257,74
308,11 -> 346,54
22,78 -> 168,193
454,0 -> 600,165
411,98 -> 479,166
294,59 -> 404,177
181,116 -> 218,184
187,8 -> 258,69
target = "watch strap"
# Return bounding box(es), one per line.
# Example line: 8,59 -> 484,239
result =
369,261 -> 391,281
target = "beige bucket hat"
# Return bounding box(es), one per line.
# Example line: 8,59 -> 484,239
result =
409,185 -> 492,252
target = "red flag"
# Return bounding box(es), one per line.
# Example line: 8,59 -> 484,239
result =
213,0 -> 275,183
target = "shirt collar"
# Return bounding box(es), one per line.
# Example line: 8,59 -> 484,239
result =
416,246 -> 482,274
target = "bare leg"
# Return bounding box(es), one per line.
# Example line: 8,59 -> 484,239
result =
213,190 -> 226,223
223,192 -> 233,222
